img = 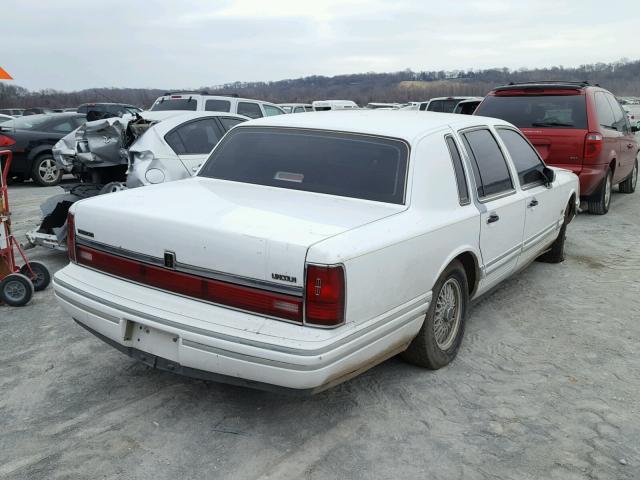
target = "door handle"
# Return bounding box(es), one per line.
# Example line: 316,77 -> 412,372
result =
528,199 -> 539,207
487,213 -> 500,224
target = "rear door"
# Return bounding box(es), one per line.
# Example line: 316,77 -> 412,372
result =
496,127 -> 562,266
164,117 -> 225,173
460,128 -> 525,287
605,93 -> 636,182
594,91 -> 622,177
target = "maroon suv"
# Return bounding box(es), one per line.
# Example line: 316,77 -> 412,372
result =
475,81 -> 639,214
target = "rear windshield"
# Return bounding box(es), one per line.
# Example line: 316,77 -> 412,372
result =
427,99 -> 459,113
476,94 -> 588,129
150,98 -> 198,111
198,127 -> 409,204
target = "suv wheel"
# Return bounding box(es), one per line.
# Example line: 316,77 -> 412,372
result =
619,158 -> 638,194
588,169 -> 612,215
31,154 -> 62,186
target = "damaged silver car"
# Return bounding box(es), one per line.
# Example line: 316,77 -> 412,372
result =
30,111 -> 248,250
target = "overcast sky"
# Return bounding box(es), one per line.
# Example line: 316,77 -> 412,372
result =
4,0 -> 639,91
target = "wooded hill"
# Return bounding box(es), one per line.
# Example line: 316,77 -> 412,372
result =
2,59 -> 639,109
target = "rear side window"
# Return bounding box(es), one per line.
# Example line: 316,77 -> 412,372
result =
594,92 -> 615,129
237,102 -> 263,119
199,127 -> 409,204
264,105 -> 284,116
497,129 -> 546,187
205,99 -> 231,112
219,117 -> 245,131
444,135 -> 470,205
461,129 -> 513,198
605,94 -> 628,132
164,118 -> 222,155
475,94 -> 588,129
151,98 -> 198,111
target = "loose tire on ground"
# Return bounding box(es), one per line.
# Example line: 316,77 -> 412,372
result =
20,261 -> 51,291
587,169 -> 612,215
402,260 -> 469,370
31,154 -> 62,186
0,273 -> 35,307
618,159 -> 637,194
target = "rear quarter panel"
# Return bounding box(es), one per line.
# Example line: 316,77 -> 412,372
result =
307,129 -> 481,327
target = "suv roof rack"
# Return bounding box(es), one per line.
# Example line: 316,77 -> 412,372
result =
162,91 -> 240,98
495,80 -> 600,92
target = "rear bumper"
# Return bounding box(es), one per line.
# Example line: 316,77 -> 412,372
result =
551,163 -> 607,197
53,264 -> 427,393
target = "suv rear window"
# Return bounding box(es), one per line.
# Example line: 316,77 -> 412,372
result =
151,98 -> 198,111
427,99 -> 459,113
198,127 -> 409,204
476,94 -> 588,129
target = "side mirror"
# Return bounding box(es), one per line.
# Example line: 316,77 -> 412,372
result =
631,125 -> 639,133
542,166 -> 556,186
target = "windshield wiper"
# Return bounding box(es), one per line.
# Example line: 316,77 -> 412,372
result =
531,122 -> 575,127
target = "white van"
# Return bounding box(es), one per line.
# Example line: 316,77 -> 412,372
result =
312,100 -> 359,111
150,92 -> 285,119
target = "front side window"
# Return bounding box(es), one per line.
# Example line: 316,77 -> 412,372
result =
199,127 -> 409,204
497,128 -> 546,187
205,99 -> 231,112
263,105 -> 284,116
237,102 -> 263,119
151,98 -> 198,111
475,94 -> 588,129
164,118 -> 222,155
445,135 -> 470,205
461,129 -> 513,198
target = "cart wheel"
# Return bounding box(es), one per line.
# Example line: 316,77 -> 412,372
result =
0,273 -> 35,307
20,262 -> 51,291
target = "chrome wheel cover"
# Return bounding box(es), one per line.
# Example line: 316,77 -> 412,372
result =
38,158 -> 59,183
433,278 -> 462,350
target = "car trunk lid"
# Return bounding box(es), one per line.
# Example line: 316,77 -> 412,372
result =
72,177 -> 405,291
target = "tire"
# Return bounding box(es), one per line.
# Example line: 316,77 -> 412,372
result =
0,273 -> 34,307
587,169 -> 612,215
31,154 -> 62,186
402,260 -> 469,370
537,201 -> 572,264
618,158 -> 637,194
19,261 -> 51,291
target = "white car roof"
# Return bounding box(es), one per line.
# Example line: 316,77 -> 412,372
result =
240,110 -> 513,143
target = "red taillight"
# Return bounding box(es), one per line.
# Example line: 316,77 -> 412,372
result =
75,244 -> 303,322
0,135 -> 15,147
67,212 -> 76,262
584,132 -> 603,160
305,265 -> 345,327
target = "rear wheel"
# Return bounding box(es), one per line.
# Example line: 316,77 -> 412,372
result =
0,273 -> 34,307
587,169 -> 612,215
537,200 -> 573,264
32,154 -> 62,186
20,261 -> 51,291
618,158 -> 637,194
402,260 -> 468,369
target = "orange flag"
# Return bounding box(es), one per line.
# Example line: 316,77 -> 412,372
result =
0,67 -> 13,80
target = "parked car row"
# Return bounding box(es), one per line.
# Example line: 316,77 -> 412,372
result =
52,109 -> 580,394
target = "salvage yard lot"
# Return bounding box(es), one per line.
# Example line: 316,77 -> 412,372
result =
2,181 -> 639,480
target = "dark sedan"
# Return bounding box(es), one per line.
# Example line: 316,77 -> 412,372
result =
0,113 -> 85,186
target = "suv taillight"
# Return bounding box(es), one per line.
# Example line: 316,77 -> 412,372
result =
0,135 -> 15,147
67,212 -> 76,262
305,264 -> 345,327
584,132 -> 603,160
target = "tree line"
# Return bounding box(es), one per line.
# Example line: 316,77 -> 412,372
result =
1,59 -> 639,109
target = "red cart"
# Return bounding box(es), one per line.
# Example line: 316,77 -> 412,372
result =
1,150 -> 51,306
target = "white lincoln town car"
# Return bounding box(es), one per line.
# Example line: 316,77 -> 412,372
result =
53,111 -> 579,394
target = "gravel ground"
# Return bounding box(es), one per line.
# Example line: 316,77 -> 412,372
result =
1,179 -> 639,480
